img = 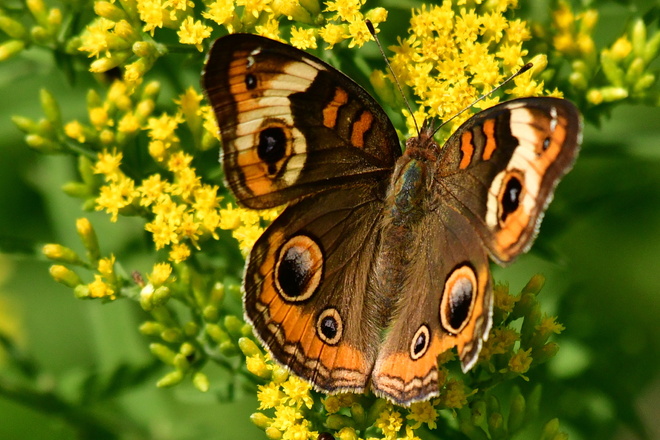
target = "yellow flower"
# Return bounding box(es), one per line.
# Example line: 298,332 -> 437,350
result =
97,255 -> 116,278
399,426 -> 422,440
203,0 -> 235,26
88,274 -> 116,299
537,315 -> 565,336
480,327 -> 519,360
169,242 -> 191,263
78,18 -> 115,58
171,167 -> 201,200
138,174 -> 169,206
387,1 -> 547,139
439,379 -> 469,409
509,348 -> 533,375
192,185 -> 221,212
255,15 -> 281,41
281,376 -> 313,409
346,19 -> 371,48
258,382 -> 285,409
96,175 -> 137,222
406,401 -> 437,430
610,36 -> 632,61
322,395 -> 341,414
270,405 -> 304,432
149,262 -> 173,286
64,120 -> 86,142
177,16 -> 212,52
237,0 -> 273,19
93,149 -> 123,181
319,23 -> 346,49
89,106 -> 111,129
281,421 -> 317,440
147,113 -> 183,141
247,353 -> 272,378
233,225 -> 265,254
118,112 -> 140,134
164,0 -> 194,14
324,0 -> 364,22
137,0 -> 169,35
290,26 -> 317,50
375,405 -> 403,440
167,151 -> 193,172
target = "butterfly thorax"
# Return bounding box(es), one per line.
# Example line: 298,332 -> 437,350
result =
387,133 -> 441,227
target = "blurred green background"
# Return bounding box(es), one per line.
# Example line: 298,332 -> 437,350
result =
1,2 -> 659,440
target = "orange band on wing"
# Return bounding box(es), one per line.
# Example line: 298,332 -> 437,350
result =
351,110 -> 373,148
482,118 -> 497,160
459,131 -> 474,169
323,87 -> 349,129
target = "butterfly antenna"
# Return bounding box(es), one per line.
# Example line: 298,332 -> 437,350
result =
430,62 -> 533,138
366,20 -> 421,136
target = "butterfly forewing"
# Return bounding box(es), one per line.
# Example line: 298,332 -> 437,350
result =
438,98 -> 581,263
203,34 -> 401,209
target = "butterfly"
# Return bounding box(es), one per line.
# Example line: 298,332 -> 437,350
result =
202,33 -> 582,405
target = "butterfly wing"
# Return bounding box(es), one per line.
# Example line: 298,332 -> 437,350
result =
438,97 -> 581,263
203,34 -> 404,392
244,184 -> 387,392
203,34 -> 401,209
371,207 -> 492,405
371,97 -> 581,405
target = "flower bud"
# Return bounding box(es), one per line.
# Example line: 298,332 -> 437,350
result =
250,412 -> 272,429
0,15 -> 27,39
325,414 -> 356,430
219,340 -> 238,357
43,244 -> 84,265
487,412 -> 505,439
471,399 -> 487,426
49,265 -> 83,287
157,369 -> 183,387
193,371 -> 209,392
633,72 -> 655,94
238,337 -> 262,357
508,388 -> 526,434
264,427 -> 282,440
631,19 -> 647,58
173,353 -> 190,371
161,328 -> 182,343
139,321 -> 164,336
11,116 -> 38,133
94,1 -> 127,21
224,315 -> 244,336
643,31 -> 660,64
150,343 -> 177,364
76,217 -> 100,262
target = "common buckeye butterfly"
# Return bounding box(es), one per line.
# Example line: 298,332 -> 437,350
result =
203,34 -> 581,405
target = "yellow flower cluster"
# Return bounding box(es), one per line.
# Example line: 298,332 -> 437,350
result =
383,0 -> 556,138
77,0 -> 388,86
91,93 -> 277,261
548,1 -> 660,106
243,339 -> 465,439
551,0 -> 597,61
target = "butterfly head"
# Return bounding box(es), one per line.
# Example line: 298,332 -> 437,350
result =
404,119 -> 443,159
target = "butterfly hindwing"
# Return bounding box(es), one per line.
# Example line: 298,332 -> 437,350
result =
244,183 -> 388,392
370,196 -> 492,404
